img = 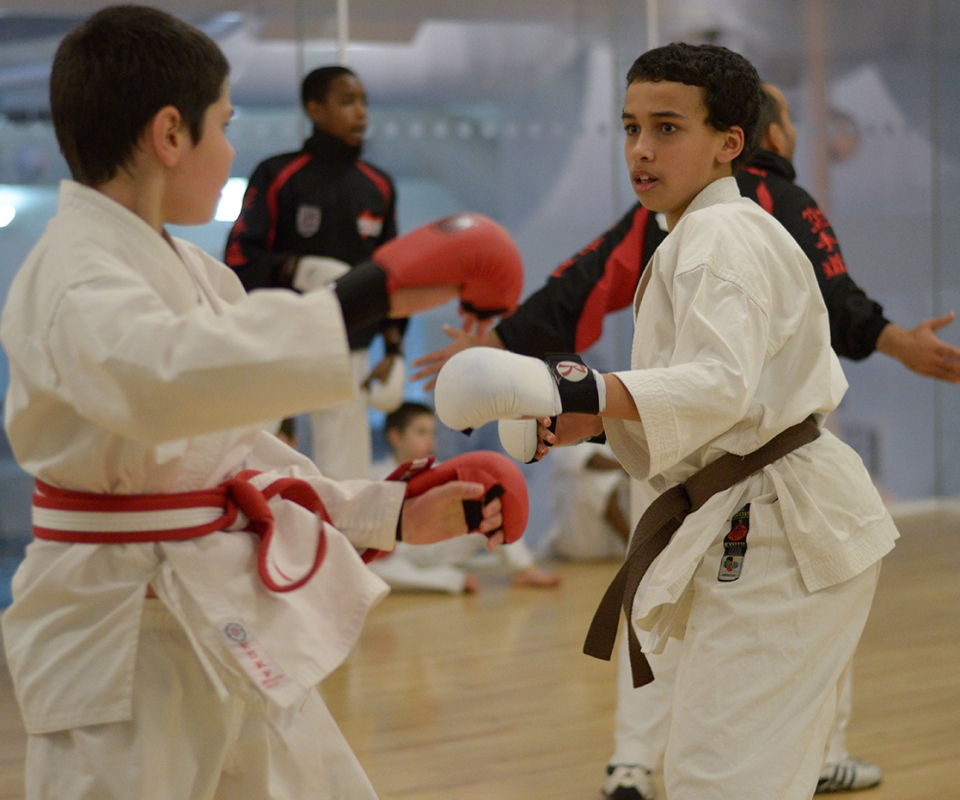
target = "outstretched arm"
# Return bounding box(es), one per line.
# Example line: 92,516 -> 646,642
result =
875,313 -> 960,382
411,204 -> 663,389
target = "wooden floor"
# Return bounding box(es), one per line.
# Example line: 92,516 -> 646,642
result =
1,508 -> 958,799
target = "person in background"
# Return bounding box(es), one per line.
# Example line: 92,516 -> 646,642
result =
537,442 -> 630,563
225,65 -> 404,480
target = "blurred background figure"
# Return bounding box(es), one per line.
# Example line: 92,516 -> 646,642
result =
224,64 -> 404,481
537,442 -> 630,563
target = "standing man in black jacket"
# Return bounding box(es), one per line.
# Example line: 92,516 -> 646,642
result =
226,66 -> 404,480
413,83 -> 960,798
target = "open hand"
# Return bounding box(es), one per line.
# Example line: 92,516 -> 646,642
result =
410,325 -> 489,389
877,313 -> 960,382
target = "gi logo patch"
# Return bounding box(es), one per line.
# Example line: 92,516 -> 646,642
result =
296,204 -> 322,238
555,360 -> 589,382
718,503 -> 750,582
357,209 -> 384,238
222,621 -> 248,644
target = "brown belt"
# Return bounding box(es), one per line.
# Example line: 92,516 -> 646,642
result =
583,416 -> 820,687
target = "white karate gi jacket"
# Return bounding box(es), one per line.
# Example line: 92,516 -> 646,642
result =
0,181 -> 404,735
603,177 -> 899,652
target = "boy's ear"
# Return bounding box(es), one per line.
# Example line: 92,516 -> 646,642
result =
762,122 -> 787,157
716,125 -> 745,166
146,105 -> 189,168
386,427 -> 402,450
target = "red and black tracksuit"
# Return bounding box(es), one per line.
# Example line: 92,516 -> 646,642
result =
496,149 -> 890,361
225,128 -> 401,351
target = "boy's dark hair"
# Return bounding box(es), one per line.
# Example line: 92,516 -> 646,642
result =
385,402 -> 434,436
756,84 -> 783,143
301,66 -> 358,108
50,5 -> 230,187
626,43 -> 762,169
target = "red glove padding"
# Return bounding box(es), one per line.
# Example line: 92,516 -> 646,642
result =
373,214 -> 523,319
389,452 -> 528,543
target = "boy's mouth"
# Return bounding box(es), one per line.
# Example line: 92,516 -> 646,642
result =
632,172 -> 660,194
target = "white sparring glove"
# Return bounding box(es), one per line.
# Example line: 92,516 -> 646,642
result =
367,355 -> 406,413
434,348 -> 606,436
293,256 -> 351,292
498,418 -> 540,463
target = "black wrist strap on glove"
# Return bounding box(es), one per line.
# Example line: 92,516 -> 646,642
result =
335,261 -> 390,335
462,485 -> 506,536
544,353 -> 603,415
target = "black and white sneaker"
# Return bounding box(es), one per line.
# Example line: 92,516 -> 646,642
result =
816,756 -> 882,793
602,764 -> 655,800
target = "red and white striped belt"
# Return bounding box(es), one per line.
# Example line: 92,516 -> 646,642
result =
32,470 -> 329,592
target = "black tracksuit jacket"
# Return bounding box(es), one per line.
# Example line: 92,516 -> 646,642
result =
225,128 -> 400,351
496,149 -> 890,362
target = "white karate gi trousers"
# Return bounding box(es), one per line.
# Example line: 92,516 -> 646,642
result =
25,601 -> 379,800
612,484 -> 879,800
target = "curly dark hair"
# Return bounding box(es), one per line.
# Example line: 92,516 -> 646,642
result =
626,43 -> 762,170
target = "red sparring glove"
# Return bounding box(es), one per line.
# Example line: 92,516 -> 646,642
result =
363,452 -> 528,564
374,214 -> 523,319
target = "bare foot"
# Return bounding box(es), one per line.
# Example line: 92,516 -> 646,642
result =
511,566 -> 561,588
463,574 -> 481,593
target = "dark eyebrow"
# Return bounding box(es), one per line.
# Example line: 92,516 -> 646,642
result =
621,109 -> 687,121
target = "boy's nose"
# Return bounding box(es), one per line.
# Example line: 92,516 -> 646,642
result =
629,135 -> 653,161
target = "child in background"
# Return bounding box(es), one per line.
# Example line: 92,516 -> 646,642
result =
537,442 -> 629,562
226,64 -> 404,481
370,402 -> 560,593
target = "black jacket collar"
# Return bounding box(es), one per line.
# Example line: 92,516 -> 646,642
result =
746,149 -> 796,183
303,127 -> 363,163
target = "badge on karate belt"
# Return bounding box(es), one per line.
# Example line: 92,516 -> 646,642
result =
718,503 -> 750,582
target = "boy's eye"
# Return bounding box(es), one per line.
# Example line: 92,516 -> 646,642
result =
624,124 -> 639,135
660,123 -> 677,134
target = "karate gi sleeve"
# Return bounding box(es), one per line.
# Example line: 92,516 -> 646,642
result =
46,271 -> 354,446
494,205 -> 666,357
611,241 -> 774,477
247,430 -> 403,552
773,188 -> 890,360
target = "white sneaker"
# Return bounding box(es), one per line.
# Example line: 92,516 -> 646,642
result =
602,764 -> 655,800
816,756 -> 882,793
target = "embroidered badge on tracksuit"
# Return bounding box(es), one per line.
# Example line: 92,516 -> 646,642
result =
718,503 -> 750,582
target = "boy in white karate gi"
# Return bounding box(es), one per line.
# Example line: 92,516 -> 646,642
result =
434,43 -> 899,800
541,43 -> 898,800
0,7 -> 515,800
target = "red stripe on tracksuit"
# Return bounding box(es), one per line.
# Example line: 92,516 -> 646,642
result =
572,207 -> 650,353
356,161 -> 393,205
266,154 -> 313,250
